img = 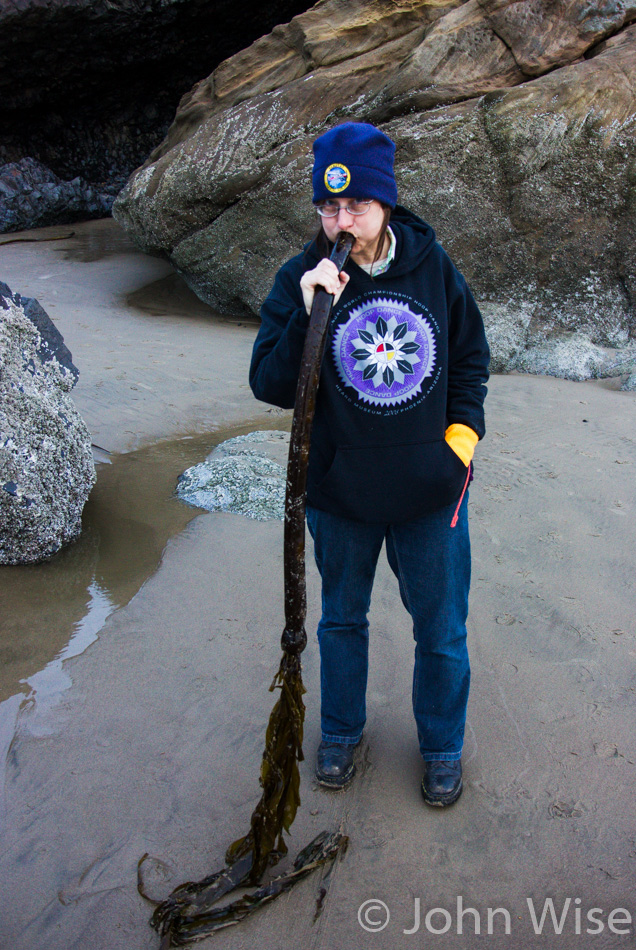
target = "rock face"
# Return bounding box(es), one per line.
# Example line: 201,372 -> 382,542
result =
0,0 -> 316,227
114,0 -> 636,379
0,284 -> 96,564
0,159 -> 115,233
176,431 -> 288,520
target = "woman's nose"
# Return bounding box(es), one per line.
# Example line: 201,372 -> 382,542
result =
335,206 -> 355,219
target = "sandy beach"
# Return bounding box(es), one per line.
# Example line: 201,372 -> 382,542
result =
0,219 -> 635,950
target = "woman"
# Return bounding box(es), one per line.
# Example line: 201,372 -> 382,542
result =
250,122 -> 489,807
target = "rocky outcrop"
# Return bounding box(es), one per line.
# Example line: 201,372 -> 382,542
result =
0,0 -> 316,218
176,431 -> 288,520
0,284 -> 96,564
0,159 -> 115,233
114,0 -> 636,379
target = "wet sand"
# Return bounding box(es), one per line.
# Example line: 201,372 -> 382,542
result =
0,219 -> 635,950
0,218 -> 269,454
0,423 -> 288,704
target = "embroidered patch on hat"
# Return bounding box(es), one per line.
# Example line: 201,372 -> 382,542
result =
332,298 -> 436,407
325,163 -> 351,193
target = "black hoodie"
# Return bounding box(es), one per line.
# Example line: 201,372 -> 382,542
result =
250,206 -> 490,524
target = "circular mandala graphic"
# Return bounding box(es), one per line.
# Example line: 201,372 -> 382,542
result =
332,298 -> 436,407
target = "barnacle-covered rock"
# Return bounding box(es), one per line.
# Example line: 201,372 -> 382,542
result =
176,431 -> 288,520
0,283 -> 96,564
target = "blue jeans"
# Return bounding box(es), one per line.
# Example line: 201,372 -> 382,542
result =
306,495 -> 471,761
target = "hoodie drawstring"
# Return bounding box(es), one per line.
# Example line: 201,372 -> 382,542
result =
450,463 -> 471,528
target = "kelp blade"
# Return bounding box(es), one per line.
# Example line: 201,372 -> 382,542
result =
146,652 -> 309,945
225,650 -> 306,880
156,830 -> 348,946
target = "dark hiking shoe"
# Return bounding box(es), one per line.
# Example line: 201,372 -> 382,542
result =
421,759 -> 463,807
315,739 -> 359,789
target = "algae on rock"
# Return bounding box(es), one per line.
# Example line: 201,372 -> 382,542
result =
176,431 -> 288,521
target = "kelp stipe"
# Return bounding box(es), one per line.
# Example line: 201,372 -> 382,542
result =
140,233 -> 355,946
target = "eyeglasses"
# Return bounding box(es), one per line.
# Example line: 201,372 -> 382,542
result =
315,200 -> 373,217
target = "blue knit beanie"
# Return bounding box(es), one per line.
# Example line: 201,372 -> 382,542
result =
312,122 -> 397,208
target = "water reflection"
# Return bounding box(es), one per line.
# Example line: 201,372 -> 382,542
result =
0,419 -> 290,706
21,580 -> 114,736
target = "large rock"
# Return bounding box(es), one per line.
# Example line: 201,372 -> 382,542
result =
0,284 -> 96,564
0,158 -> 115,233
114,0 -> 636,379
0,0 -> 316,204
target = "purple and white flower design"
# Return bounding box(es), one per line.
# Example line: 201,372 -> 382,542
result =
332,298 -> 436,407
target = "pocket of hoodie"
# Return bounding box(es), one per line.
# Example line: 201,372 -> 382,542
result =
316,439 -> 468,524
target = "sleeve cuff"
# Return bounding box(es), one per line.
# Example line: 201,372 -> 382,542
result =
444,423 -> 479,466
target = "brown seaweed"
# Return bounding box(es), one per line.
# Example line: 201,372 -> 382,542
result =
142,232 -> 355,946
141,830 -> 348,946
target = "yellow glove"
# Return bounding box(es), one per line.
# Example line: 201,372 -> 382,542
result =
445,423 -> 479,467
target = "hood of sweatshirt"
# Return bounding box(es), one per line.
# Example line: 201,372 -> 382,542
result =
382,205 -> 437,278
